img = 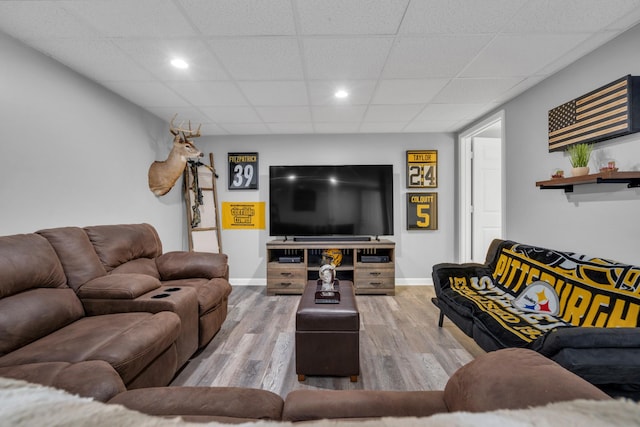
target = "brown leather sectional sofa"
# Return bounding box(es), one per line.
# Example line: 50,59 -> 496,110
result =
0,224 -> 613,422
0,223 -> 231,389
0,348 -> 611,423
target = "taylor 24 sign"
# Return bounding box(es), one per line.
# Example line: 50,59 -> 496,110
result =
228,152 -> 258,190
406,192 -> 438,230
406,150 -> 437,188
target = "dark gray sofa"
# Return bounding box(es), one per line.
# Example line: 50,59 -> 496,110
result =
432,238 -> 640,399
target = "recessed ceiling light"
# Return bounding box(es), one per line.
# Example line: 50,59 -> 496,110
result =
334,89 -> 349,99
170,58 -> 189,69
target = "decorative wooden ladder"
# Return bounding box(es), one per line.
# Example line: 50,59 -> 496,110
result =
183,153 -> 222,253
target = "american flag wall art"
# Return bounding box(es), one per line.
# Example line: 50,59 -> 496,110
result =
548,75 -> 640,152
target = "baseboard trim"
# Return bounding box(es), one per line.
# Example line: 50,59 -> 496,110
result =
229,278 -> 433,287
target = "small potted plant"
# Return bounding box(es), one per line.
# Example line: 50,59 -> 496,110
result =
566,143 -> 593,176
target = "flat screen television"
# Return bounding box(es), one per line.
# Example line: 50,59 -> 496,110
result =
269,164 -> 394,239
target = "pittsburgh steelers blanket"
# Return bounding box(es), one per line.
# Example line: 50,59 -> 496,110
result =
435,240 -> 640,348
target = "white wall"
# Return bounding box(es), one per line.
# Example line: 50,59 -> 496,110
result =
197,133 -> 455,284
482,24 -> 640,265
0,31 -> 185,251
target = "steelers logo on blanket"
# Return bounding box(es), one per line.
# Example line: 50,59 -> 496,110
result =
513,281 -> 559,316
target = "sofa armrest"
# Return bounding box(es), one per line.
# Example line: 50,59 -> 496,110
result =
443,348 -> 610,413
531,327 -> 640,356
282,389 -> 447,422
77,274 -> 161,299
156,251 -> 229,280
0,361 -> 125,402
431,262 -> 489,294
108,386 -> 283,423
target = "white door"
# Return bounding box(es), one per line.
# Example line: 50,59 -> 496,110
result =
471,137 -> 502,262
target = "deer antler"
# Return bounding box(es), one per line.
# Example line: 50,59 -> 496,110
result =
169,114 -> 201,139
184,120 -> 202,138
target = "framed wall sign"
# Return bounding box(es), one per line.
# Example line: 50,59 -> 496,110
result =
406,192 -> 438,230
228,152 -> 258,190
406,150 -> 437,188
221,202 -> 265,229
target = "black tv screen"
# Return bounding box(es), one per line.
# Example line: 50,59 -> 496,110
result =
269,165 -> 394,237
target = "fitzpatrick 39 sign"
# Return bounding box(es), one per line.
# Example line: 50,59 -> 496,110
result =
406,192 -> 438,230
228,152 -> 258,190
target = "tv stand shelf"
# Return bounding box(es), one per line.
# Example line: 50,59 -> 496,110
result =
266,239 -> 395,296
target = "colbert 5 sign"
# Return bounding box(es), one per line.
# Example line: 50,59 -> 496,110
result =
406,192 -> 438,230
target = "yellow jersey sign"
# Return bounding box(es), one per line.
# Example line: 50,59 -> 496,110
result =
222,202 -> 265,229
406,192 -> 438,230
407,150 -> 438,188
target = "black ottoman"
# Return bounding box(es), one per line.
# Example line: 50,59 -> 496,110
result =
295,280 -> 360,382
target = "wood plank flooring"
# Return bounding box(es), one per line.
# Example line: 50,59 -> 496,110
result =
170,286 -> 485,398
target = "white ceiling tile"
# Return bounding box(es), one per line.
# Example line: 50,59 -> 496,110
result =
359,122 -> 408,133
607,4 -> 640,29
114,39 -> 228,81
257,106 -> 312,123
432,78 -> 523,104
461,33 -> 592,78
198,123 -> 229,136
146,107 -> 212,125
308,80 -> 377,105
0,1 -> 100,39
383,36 -> 492,78
363,105 -> 423,122
413,104 -> 487,122
533,32 -> 622,76
503,0 -> 640,33
296,0 -> 409,35
219,123 -> 271,135
200,106 -> 262,123
314,122 -> 360,133
210,38 -> 303,80
165,81 -> 247,106
372,79 -> 449,104
63,0 -> 196,38
102,81 -> 191,107
303,38 -> 394,80
26,39 -> 154,82
400,0 -> 526,34
404,120 -> 459,133
238,81 -> 308,106
312,106 -> 367,122
492,76 -> 548,105
267,123 -> 315,134
178,0 -> 296,36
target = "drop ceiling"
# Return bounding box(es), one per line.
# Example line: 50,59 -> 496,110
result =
2,0 -> 640,136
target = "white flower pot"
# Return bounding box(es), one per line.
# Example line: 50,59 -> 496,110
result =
571,166 -> 590,177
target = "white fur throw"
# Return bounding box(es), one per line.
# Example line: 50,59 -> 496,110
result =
1,376 -> 639,426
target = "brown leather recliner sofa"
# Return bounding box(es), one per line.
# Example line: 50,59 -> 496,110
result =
37,223 -> 232,366
0,348 -> 612,423
0,223 -> 231,390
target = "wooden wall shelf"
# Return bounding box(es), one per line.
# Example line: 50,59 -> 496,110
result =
536,171 -> 640,193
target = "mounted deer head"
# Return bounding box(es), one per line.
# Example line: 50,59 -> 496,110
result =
148,114 -> 203,196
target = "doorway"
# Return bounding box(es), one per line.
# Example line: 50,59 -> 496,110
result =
458,111 -> 505,263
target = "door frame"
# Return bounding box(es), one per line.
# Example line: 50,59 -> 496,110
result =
458,110 -> 505,263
